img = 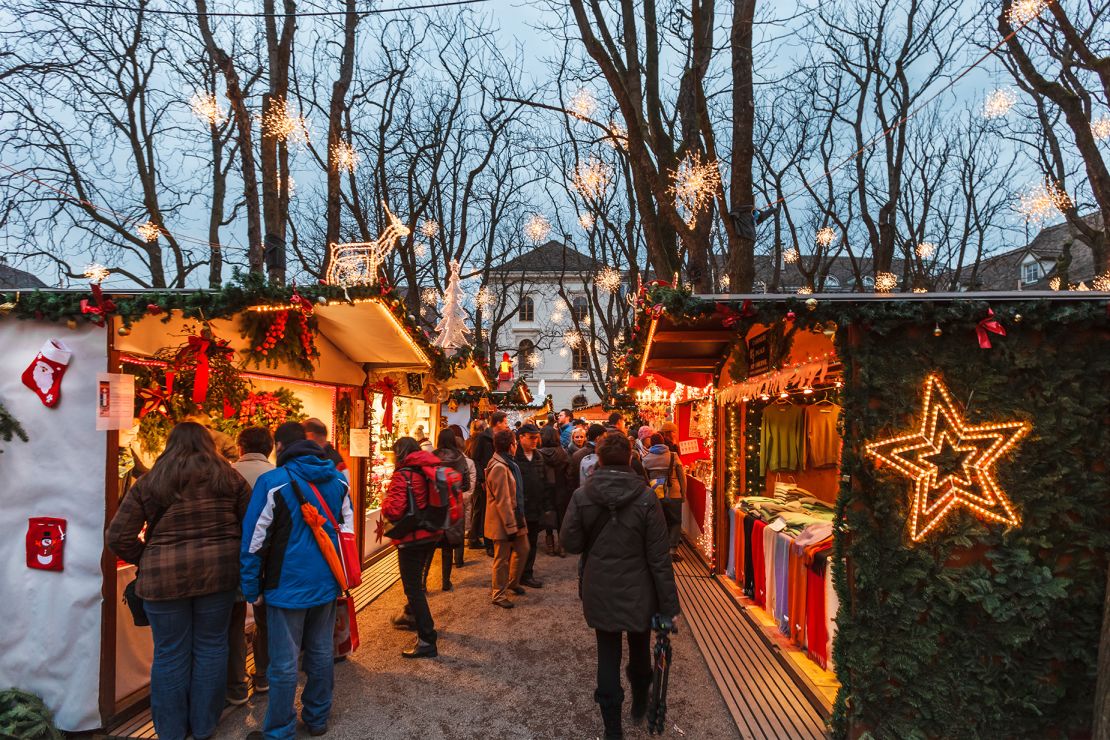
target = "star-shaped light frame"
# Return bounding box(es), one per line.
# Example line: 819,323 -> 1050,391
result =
865,373 -> 1031,542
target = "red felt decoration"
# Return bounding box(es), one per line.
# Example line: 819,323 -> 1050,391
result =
976,308 -> 1006,349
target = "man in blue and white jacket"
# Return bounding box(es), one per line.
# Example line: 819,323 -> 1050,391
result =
241,421 -> 353,740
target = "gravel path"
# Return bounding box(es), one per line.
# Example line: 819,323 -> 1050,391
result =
214,544 -> 740,740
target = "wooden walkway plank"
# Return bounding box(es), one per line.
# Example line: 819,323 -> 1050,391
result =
102,551 -> 400,740
675,543 -> 828,740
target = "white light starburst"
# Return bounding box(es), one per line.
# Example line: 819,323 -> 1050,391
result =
572,157 -> 612,201
189,92 -> 226,126
670,152 -> 721,225
578,212 -> 595,230
916,241 -> 936,258
1049,276 -> 1061,291
874,272 -> 898,293
1092,272 -> 1110,291
796,286 -> 813,295
607,121 -> 629,151
815,227 -> 837,248
559,347 -> 569,358
331,140 -> 360,172
1017,179 -> 1071,224
1006,0 -> 1048,26
262,98 -> 310,144
982,88 -> 1018,119
419,220 -> 440,239
563,329 -> 584,349
718,274 -> 731,290
83,263 -> 110,284
1091,116 -> 1110,142
568,89 -> 597,121
137,221 -> 160,242
421,287 -> 440,307
783,247 -> 800,264
912,287 -> 928,293
595,266 -> 622,294
414,242 -> 429,259
476,286 -> 497,312
570,370 -> 584,381
524,214 -> 552,244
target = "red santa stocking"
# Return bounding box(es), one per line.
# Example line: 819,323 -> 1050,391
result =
22,339 -> 72,408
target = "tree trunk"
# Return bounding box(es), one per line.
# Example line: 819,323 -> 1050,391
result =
1095,563 -> 1110,740
262,0 -> 296,285
728,0 -> 757,291
323,0 -> 358,277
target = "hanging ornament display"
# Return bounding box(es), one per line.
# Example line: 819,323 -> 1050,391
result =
241,289 -> 321,374
865,373 -> 1031,542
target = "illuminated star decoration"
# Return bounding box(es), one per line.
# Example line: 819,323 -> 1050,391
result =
982,88 -> 1017,119
815,226 -> 837,248
83,263 -> 111,284
567,89 -> 597,121
915,241 -> 936,258
1093,117 -> 1110,142
137,221 -> 161,242
331,140 -> 360,172
189,92 -> 226,126
1017,179 -> 1071,224
524,214 -> 551,244
669,152 -> 721,226
572,157 -> 613,201
865,373 -> 1031,542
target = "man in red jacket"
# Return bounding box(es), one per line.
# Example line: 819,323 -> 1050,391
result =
383,437 -> 443,659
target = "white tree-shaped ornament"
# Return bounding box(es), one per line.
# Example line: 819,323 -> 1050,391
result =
326,202 -> 411,287
432,261 -> 472,353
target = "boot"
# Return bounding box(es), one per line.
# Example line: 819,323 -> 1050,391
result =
595,689 -> 624,740
627,666 -> 652,725
555,532 -> 566,558
544,532 -> 555,556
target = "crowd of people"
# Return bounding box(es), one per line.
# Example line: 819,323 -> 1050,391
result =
107,407 -> 683,740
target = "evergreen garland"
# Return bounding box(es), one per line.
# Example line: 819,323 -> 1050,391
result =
0,688 -> 62,740
0,400 -> 28,452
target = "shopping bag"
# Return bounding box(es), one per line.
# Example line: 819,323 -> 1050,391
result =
307,482 -> 363,589
334,594 -> 360,657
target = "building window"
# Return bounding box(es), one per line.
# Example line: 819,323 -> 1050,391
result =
1021,260 -> 1043,285
518,296 -> 534,322
572,345 -> 589,372
572,296 -> 589,322
518,339 -> 535,372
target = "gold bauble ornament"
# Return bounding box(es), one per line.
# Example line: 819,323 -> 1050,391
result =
933,323 -> 942,337
805,297 -> 818,311
118,325 -> 132,337
1013,313 -> 1022,323
66,319 -> 78,330
822,321 -> 837,339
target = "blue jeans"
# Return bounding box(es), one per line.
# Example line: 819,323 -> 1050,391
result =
264,601 -> 337,739
144,590 -> 236,740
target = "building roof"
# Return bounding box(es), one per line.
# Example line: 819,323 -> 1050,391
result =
492,240 -> 606,274
957,214 -> 1102,290
0,264 -> 47,289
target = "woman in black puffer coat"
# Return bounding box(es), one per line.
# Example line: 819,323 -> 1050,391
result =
538,424 -> 571,556
561,432 -> 680,740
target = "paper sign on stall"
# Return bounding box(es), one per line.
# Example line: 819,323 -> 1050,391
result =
678,439 -> 700,456
349,428 -> 371,458
96,373 -> 135,431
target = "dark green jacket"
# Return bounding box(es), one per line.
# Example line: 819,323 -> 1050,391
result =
514,448 -> 552,523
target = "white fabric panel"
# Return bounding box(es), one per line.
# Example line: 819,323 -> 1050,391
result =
0,322 -> 107,731
444,403 -> 472,437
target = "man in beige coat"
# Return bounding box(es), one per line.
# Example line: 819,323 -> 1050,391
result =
485,429 -> 529,609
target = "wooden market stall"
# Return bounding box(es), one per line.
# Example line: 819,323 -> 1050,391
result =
628,287 -> 1110,738
0,282 -> 476,732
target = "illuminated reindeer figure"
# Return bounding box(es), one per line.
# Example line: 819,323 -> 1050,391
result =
326,202 -> 412,287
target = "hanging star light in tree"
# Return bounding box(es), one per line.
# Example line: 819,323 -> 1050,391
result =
1017,179 -> 1071,224
572,157 -> 612,201
1093,272 -> 1110,291
189,92 -> 226,126
670,152 -> 721,226
420,287 -> 440,307
433,260 -> 472,352
916,241 -> 936,258
719,274 -> 731,290
414,242 -> 429,259
866,373 -> 1030,542
475,286 -> 497,313
815,226 -> 837,248
1006,0 -> 1049,25
419,220 -> 440,239
563,329 -> 584,349
524,214 -> 552,244
982,88 -> 1018,119
567,89 -> 597,120
262,98 -> 309,144
1092,117 -> 1110,142
578,212 -> 595,230
783,247 -> 800,264
83,263 -> 110,284
607,121 -> 629,151
875,272 -> 898,293
325,202 -> 410,287
137,221 -> 160,242
595,266 -> 622,294
331,140 -> 360,172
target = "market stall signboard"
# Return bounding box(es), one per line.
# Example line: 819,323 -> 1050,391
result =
747,329 -> 771,376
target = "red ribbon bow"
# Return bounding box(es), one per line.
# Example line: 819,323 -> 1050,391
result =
976,308 -> 1006,349
179,333 -> 231,404
373,377 -> 399,433
715,302 -> 742,328
739,299 -> 756,318
138,372 -> 174,418
80,284 -> 117,327
290,289 -> 314,316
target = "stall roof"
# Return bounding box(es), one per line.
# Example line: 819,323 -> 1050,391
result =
443,359 -> 492,392
638,290 -> 1108,381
